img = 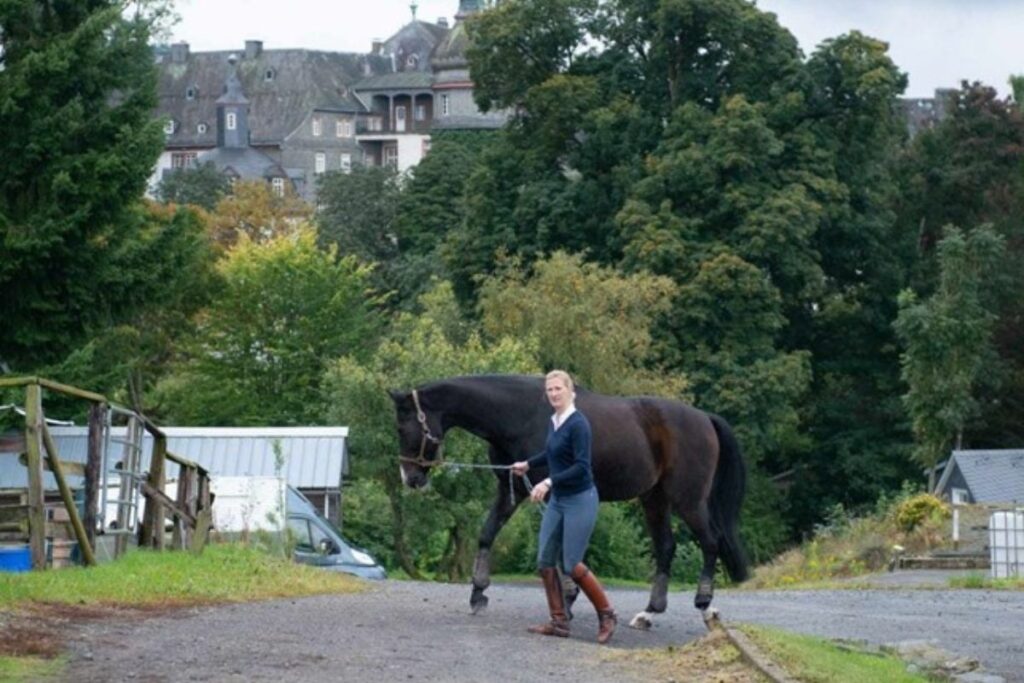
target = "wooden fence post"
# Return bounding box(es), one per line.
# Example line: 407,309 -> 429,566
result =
140,433 -> 167,549
41,423 -> 97,567
24,384 -> 47,570
85,402 -> 106,550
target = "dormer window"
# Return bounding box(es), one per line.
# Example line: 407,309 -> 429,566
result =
163,119 -> 176,135
186,86 -> 197,100
226,112 -> 237,130
264,68 -> 276,82
406,54 -> 419,69
197,122 -> 208,134
272,177 -> 285,196
312,118 -> 322,137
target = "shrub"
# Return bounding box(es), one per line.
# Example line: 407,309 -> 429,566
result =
894,494 -> 950,531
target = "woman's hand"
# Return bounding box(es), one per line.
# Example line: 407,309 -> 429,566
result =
511,461 -> 529,476
530,478 -> 551,503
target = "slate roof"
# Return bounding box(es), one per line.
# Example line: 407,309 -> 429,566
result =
198,147 -> 289,179
938,450 -> 1024,503
354,71 -> 435,90
158,49 -> 392,147
432,19 -> 471,69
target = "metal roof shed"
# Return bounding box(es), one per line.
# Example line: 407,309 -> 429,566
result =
2,426 -> 350,523
936,450 -> 1024,505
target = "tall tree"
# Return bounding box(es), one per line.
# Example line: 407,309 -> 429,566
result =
155,161 -> 232,211
894,226 -> 1005,490
0,1 -> 167,368
153,227 -> 382,426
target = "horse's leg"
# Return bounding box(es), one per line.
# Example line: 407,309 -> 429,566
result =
470,473 -> 522,614
679,502 -> 720,624
630,492 -> 675,630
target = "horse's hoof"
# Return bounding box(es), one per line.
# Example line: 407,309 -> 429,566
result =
628,612 -> 653,630
470,595 -> 489,615
701,607 -> 720,631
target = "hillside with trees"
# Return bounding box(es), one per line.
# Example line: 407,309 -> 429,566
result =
2,0 -> 1021,582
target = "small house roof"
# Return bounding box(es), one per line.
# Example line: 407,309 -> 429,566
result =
937,449 -> 1024,503
0,426 -> 349,491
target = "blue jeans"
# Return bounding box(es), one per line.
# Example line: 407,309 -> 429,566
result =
536,486 -> 598,573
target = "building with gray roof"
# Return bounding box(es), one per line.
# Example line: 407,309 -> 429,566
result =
151,1 -> 508,198
935,449 -> 1024,505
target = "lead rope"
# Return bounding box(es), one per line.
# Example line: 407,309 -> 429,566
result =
436,460 -> 546,513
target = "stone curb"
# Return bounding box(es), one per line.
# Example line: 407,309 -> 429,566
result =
721,625 -> 798,683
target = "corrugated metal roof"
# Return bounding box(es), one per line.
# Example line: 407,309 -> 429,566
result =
940,450 -> 1024,504
0,427 -> 348,491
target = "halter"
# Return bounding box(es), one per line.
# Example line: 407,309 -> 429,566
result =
399,389 -> 445,468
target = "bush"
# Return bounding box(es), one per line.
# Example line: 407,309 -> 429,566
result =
894,494 -> 950,531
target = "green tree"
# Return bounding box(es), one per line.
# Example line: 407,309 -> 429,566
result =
894,226 -> 1005,490
153,227 -> 382,425
155,162 -> 231,211
322,282 -> 538,579
478,251 -> 684,396
316,165 -> 401,292
0,0 -> 168,368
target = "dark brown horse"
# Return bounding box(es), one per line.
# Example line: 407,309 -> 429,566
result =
389,374 -> 748,628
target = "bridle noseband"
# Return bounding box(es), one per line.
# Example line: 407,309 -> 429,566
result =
400,389 -> 445,468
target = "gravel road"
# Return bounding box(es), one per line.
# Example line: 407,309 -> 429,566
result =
60,578 -> 1024,682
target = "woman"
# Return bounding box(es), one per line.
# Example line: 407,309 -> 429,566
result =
511,370 -> 616,644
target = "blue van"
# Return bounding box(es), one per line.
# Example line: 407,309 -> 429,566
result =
285,487 -> 386,580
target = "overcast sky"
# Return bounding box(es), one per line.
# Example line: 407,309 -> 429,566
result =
168,0 -> 1024,98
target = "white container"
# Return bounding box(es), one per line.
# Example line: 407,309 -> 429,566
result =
209,475 -> 286,533
989,510 -> 1024,579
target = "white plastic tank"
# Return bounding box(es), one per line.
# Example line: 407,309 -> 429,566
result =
989,510 -> 1024,579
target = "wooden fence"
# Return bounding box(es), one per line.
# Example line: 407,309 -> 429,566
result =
0,376 -> 212,570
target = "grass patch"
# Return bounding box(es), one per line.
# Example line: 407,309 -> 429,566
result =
949,572 -> 1024,590
739,623 -> 929,683
0,655 -> 65,681
605,628 -> 767,682
0,542 -> 365,609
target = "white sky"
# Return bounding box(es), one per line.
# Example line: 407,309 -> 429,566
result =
168,0 -> 1024,98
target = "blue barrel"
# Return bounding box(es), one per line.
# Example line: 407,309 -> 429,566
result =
0,544 -> 32,572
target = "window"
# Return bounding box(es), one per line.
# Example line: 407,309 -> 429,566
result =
366,117 -> 383,132
315,152 -> 326,174
406,54 -> 419,69
272,177 -> 285,197
422,138 -> 432,156
264,68 -> 276,82
384,145 -> 398,168
312,118 -> 322,137
336,119 -> 353,137
415,105 -> 427,122
186,86 -> 197,100
287,517 -> 313,551
441,94 -> 450,116
171,152 -> 197,169
340,153 -> 352,173
163,119 -> 176,135
226,112 -> 237,130
197,122 -> 208,134
951,488 -> 969,505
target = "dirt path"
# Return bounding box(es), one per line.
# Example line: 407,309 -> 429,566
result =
26,580 -> 1024,682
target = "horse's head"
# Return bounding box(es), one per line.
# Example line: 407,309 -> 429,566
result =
388,388 -> 445,489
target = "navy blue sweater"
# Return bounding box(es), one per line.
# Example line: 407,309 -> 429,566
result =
526,410 -> 594,497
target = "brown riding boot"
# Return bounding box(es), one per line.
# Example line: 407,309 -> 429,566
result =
527,567 -> 570,637
571,563 -> 617,644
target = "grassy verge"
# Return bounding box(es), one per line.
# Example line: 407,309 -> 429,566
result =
738,624 -> 929,683
949,572 -> 1024,590
0,543 -> 364,608
0,655 -> 65,681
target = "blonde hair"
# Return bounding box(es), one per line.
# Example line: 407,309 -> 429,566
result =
545,369 -> 575,393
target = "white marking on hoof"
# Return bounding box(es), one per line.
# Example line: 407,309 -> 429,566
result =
629,611 -> 654,630
701,607 -> 720,630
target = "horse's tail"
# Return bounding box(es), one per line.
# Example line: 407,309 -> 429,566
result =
709,414 -> 750,583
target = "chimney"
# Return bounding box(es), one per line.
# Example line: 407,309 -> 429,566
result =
371,39 -> 384,55
245,40 -> 263,59
437,17 -> 449,28
171,42 -> 190,64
